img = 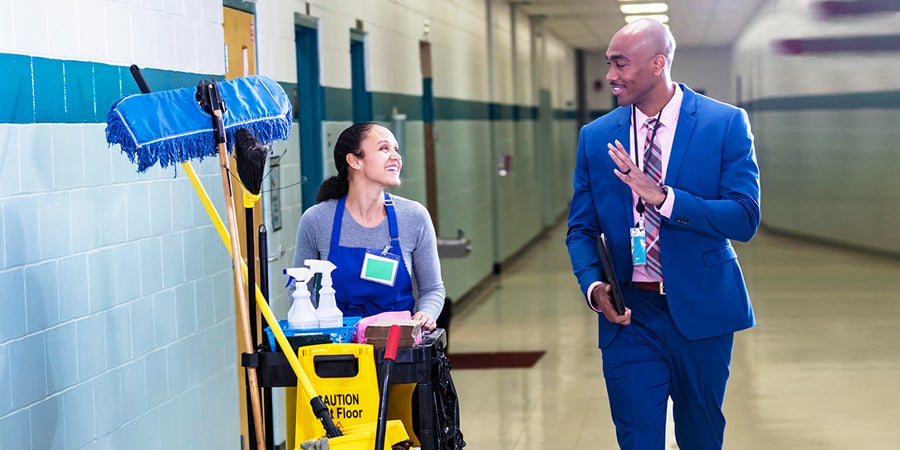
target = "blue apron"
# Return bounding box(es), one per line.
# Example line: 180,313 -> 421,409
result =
328,193 -> 416,317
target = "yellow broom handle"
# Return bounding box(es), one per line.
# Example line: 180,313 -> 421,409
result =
181,162 -> 317,397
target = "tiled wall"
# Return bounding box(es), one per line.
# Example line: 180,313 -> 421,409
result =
735,0 -> 900,255
0,0 -> 239,448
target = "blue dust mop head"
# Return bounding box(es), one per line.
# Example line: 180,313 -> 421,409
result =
105,74 -> 292,172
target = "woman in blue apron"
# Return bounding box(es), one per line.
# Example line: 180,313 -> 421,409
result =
292,123 -> 445,331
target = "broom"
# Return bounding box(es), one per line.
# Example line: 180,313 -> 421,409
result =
107,69 -> 293,450
233,127 -> 269,450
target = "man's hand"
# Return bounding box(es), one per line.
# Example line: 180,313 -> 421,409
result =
590,282 -> 632,325
607,140 -> 667,207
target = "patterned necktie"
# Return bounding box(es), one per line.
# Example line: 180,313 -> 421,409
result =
643,117 -> 663,280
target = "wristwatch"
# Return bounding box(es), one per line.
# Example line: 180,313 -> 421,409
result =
656,186 -> 669,208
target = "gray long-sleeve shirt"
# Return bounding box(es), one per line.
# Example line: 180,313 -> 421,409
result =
291,195 -> 445,321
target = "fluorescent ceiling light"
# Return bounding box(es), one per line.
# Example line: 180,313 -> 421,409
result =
620,3 -> 669,14
624,14 -> 670,24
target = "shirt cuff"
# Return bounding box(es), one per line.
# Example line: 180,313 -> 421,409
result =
587,280 -> 603,300
658,186 -> 674,218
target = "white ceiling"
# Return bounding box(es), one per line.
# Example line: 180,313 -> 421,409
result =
515,0 -> 770,50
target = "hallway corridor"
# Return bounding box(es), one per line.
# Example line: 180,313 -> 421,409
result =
448,222 -> 900,449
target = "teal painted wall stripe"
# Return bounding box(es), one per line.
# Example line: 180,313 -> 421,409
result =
744,90 -> 900,111
0,53 -> 572,125
0,53 -> 219,124
372,91 -> 422,122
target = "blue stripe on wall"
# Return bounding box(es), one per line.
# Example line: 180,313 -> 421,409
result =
0,53 -> 574,125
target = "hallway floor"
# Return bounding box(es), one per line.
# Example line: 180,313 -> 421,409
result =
447,222 -> 900,449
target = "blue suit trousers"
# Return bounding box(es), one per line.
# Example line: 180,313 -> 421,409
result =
601,286 -> 734,450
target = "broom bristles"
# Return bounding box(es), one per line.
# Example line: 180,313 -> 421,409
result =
234,128 -> 268,196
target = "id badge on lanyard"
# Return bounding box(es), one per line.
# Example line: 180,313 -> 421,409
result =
360,247 -> 400,286
631,226 -> 647,265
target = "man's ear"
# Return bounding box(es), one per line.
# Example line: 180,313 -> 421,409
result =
653,54 -> 666,76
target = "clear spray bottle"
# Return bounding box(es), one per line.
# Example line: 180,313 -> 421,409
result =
305,259 -> 342,328
283,267 -> 318,329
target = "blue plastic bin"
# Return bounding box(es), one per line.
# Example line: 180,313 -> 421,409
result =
264,317 -> 362,352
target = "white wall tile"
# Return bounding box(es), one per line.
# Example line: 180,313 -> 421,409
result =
161,233 -> 185,288
138,237 -> 164,295
147,180 -> 173,235
75,314 -> 107,381
152,289 -> 176,345
39,191 -> 73,259
125,183 -> 151,240
52,125 -> 86,190
69,188 -> 103,252
120,358 -> 147,421
173,283 -> 196,338
143,0 -> 165,13
88,247 -> 117,312
114,242 -> 142,303
99,185 -> 127,245
44,322 -> 79,393
12,0 -> 50,56
77,0 -> 108,64
0,126 -> 21,196
9,333 -> 47,409
0,269 -> 26,342
48,0 -> 80,60
0,409 -> 30,450
131,407 -> 161,449
25,260 -> 61,333
62,381 -> 94,447
0,344 -> 9,416
131,10 -> 159,69
29,394 -> 66,450
19,126 -> 54,193
153,13 -> 178,70
165,337 -> 190,396
129,295 -> 156,356
0,1 -> 13,54
144,348 -> 169,409
104,2 -> 137,65
163,0 -> 184,17
103,304 -> 132,369
181,228 -> 205,282
83,126 -> 115,187
58,253 -> 90,321
5,196 -> 41,267
92,369 -> 124,436
173,19 -> 199,73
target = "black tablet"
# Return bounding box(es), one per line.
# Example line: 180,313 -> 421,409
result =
597,233 -> 626,315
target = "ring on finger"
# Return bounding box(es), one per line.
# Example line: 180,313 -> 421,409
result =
621,168 -> 632,175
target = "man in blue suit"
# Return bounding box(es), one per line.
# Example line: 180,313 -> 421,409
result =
566,19 -> 760,449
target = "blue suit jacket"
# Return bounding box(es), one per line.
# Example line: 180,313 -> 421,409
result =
566,85 -> 761,348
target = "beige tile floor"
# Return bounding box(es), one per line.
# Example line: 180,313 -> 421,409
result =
447,222 -> 900,449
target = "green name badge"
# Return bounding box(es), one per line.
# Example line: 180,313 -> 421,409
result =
360,250 -> 400,286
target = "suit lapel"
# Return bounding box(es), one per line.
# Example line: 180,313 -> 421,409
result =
666,85 -> 697,186
614,111 -> 635,226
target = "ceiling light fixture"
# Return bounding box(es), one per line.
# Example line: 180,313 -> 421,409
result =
620,3 -> 669,15
624,14 -> 670,24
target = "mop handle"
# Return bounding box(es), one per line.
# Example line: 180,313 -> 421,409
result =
184,163 -> 342,438
374,325 -> 402,450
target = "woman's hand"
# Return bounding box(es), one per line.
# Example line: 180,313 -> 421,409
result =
412,311 -> 436,331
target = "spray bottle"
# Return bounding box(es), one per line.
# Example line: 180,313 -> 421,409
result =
283,267 -> 318,329
305,259 -> 342,328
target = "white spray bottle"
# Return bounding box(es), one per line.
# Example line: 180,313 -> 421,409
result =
284,267 -> 318,329
305,259 -> 342,328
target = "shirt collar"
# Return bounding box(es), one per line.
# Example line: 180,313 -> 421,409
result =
634,83 -> 683,131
